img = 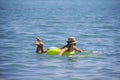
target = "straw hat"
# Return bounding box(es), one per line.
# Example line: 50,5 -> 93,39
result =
67,36 -> 77,44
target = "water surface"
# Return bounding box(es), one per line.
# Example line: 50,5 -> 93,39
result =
0,0 -> 120,80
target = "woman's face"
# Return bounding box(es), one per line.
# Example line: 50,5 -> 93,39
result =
74,43 -> 76,45
71,43 -> 76,46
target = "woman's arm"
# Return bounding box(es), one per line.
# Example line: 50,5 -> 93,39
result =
58,47 -> 68,56
73,46 -> 83,53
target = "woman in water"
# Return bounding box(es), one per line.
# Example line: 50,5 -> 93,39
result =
34,36 -> 83,56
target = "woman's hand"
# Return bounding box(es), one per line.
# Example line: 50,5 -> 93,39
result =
78,50 -> 84,53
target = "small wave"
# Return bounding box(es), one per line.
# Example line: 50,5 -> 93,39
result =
68,51 -> 102,58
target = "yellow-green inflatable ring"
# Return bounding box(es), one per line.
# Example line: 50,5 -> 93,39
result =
46,47 -> 75,56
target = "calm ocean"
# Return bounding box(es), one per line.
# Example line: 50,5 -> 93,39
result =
0,0 -> 120,80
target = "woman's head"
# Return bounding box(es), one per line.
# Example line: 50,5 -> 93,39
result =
67,36 -> 77,45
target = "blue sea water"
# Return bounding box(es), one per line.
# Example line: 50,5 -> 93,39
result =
0,0 -> 120,80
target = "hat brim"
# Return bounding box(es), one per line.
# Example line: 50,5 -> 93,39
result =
69,41 -> 78,44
